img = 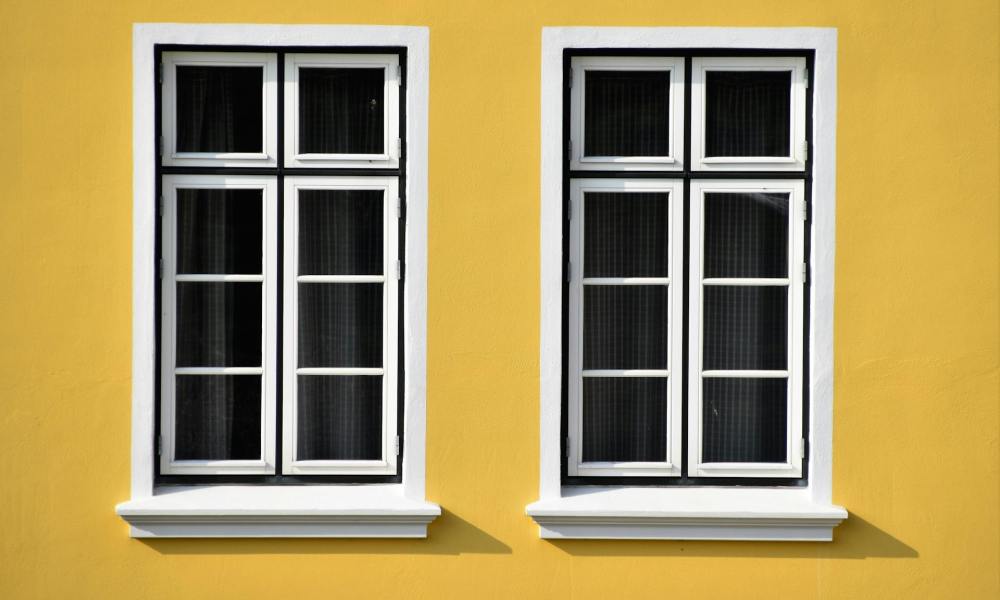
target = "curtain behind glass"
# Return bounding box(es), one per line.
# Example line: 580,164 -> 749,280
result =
176,66 -> 263,153
705,71 -> 791,157
298,68 -> 384,155
584,70 -> 670,157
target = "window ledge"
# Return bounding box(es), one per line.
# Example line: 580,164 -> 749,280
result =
526,487 -> 846,541
116,485 -> 441,538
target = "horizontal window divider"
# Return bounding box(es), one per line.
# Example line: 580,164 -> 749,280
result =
702,278 -> 790,286
582,369 -> 669,378
582,277 -> 669,285
295,367 -> 385,376
568,170 -> 811,180
160,166 -> 403,176
174,367 -> 264,375
296,275 -> 385,283
174,274 -> 265,282
577,461 -> 677,469
701,370 -> 789,378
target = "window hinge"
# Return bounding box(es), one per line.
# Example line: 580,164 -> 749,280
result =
565,436 -> 571,458
158,62 -> 163,85
396,259 -> 403,280
565,261 -> 571,282
567,68 -> 573,89
158,195 -> 164,217
801,263 -> 808,283
802,140 -> 809,162
800,199 -> 808,221
395,63 -> 402,84
803,68 -> 809,89
800,438 -> 807,458
158,258 -> 164,280
396,197 -> 402,219
396,138 -> 402,157
156,435 -> 162,456
159,135 -> 164,157
566,200 -> 571,221
567,139 -> 573,157
394,435 -> 401,456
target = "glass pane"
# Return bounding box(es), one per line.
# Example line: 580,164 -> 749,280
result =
584,192 -> 669,278
177,189 -> 263,274
298,283 -> 382,368
584,70 -> 670,157
704,192 -> 788,279
176,282 -> 262,367
176,66 -> 263,153
297,376 -> 382,460
703,286 -> 787,370
705,70 -> 791,157
298,67 -> 385,155
582,377 -> 667,462
584,285 -> 668,370
298,190 -> 383,275
702,378 -> 787,463
175,375 -> 261,460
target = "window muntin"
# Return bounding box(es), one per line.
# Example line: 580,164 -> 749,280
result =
158,49 -> 404,482
687,180 -> 805,478
690,57 -> 807,171
567,179 -> 685,477
569,57 -> 685,171
162,52 -> 278,167
284,54 -> 400,168
565,54 -> 809,483
160,175 -> 278,474
282,177 -> 399,475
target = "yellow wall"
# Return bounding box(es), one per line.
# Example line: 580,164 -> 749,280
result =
1,1 -> 997,598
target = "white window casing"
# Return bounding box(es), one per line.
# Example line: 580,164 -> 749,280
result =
567,178 -> 684,477
530,27 -> 846,541
161,51 -> 279,168
283,53 -> 401,169
119,23 -> 438,539
569,56 -> 685,171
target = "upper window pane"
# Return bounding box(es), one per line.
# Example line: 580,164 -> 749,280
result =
177,189 -> 263,275
298,68 -> 385,155
584,192 -> 669,278
705,70 -> 791,158
584,70 -> 670,157
176,65 -> 263,153
298,190 -> 383,275
704,192 -> 788,279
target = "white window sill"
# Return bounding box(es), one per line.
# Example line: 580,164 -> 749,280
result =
116,485 -> 441,538
526,487 -> 847,541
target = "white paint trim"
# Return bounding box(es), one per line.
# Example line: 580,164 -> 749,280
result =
127,23 -> 434,537
536,26 -> 842,540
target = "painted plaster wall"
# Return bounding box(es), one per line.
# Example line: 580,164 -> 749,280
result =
0,1 -> 996,598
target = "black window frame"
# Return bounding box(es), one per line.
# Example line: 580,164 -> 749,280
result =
561,48 -> 814,487
154,44 -> 408,485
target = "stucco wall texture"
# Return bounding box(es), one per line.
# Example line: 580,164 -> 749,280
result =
0,1 -> 997,598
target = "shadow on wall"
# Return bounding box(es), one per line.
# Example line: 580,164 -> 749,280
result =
548,513 -> 918,558
142,510 -> 511,556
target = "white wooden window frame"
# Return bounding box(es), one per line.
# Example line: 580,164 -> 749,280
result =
282,176 -> 400,475
569,56 -> 685,171
160,174 -> 278,475
284,53 -> 401,169
119,24 -> 439,539
567,178 -> 684,477
688,179 -> 804,478
690,56 -> 807,172
530,27 -> 846,542
161,51 -> 279,168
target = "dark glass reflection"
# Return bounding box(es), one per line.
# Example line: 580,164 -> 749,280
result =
705,70 -> 791,157
703,286 -> 787,370
582,378 -> 668,462
704,192 -> 788,279
584,70 -> 670,157
299,67 -> 385,154
176,282 -> 262,367
175,375 -> 262,460
702,378 -> 787,463
584,192 -> 669,278
176,65 -> 263,153
297,376 -> 383,460
298,190 -> 383,275
584,285 -> 668,370
298,283 -> 382,368
177,189 -> 263,274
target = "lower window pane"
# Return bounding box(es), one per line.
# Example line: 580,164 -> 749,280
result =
298,283 -> 383,368
297,376 -> 382,460
584,285 -> 669,370
703,285 -> 787,370
174,375 -> 262,460
582,378 -> 667,462
702,378 -> 787,463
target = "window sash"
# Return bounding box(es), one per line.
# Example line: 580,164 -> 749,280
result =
284,53 -> 400,169
282,176 -> 400,475
690,56 -> 807,172
161,52 -> 279,167
160,175 -> 279,475
687,179 -> 805,478
569,56 -> 686,172
567,178 -> 685,477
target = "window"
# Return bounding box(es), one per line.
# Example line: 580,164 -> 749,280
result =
530,27 -> 845,541
158,50 -> 403,480
565,53 -> 807,484
119,24 -> 437,538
